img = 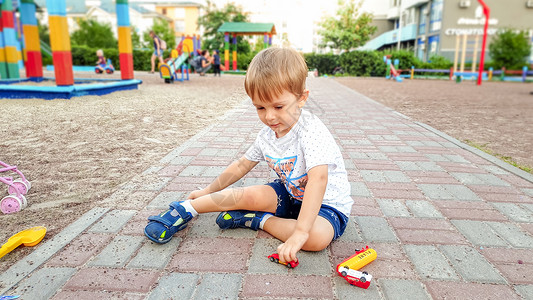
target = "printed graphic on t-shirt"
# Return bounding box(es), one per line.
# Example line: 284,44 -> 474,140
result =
266,155 -> 308,200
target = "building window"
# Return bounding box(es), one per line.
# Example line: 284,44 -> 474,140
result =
174,8 -> 185,19
418,4 -> 427,35
429,0 -> 443,32
417,38 -> 425,60
175,20 -> 185,33
162,8 -> 167,15
427,35 -> 439,58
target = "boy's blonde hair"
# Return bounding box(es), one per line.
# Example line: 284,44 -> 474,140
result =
245,47 -> 307,102
96,49 -> 104,57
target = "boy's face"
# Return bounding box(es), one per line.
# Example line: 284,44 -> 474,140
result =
252,89 -> 308,138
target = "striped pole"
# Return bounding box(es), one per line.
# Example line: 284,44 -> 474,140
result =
193,34 -> 197,55
224,32 -> 229,71
46,0 -> 73,86
20,0 -> 42,79
116,0 -> 133,80
1,0 -> 20,79
232,33 -> 236,71
263,33 -> 267,49
268,33 -> 272,47
13,11 -> 24,69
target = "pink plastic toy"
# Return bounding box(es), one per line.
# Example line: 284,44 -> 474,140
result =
0,161 -> 31,214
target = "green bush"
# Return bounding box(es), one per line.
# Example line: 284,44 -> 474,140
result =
489,28 -> 531,70
389,50 -> 422,69
426,55 -> 453,69
304,53 -> 339,75
236,51 -> 257,71
339,50 -> 385,76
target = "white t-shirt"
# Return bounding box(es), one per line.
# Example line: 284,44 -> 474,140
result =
245,109 -> 353,217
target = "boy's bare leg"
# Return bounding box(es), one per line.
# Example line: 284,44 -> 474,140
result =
190,185 -> 279,214
262,216 -> 334,252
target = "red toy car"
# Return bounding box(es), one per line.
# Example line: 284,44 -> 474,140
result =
267,253 -> 299,268
337,266 -> 372,289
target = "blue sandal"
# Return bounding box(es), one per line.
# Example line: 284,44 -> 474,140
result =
216,210 -> 270,231
144,201 -> 193,244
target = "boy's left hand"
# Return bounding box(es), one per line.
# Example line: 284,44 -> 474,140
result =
277,230 -> 309,263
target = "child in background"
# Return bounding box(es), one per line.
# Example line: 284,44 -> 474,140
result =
144,47 -> 353,263
96,49 -> 106,73
213,49 -> 221,77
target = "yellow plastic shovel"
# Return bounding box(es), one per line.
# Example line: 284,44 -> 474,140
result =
0,226 -> 46,259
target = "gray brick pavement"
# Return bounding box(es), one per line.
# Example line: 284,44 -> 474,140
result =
2,78 -> 532,299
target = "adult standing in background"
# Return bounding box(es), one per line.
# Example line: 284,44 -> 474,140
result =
149,31 -> 164,74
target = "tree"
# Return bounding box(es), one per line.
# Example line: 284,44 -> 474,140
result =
71,18 -> 117,48
197,0 -> 250,53
143,18 -> 175,49
318,0 -> 377,52
130,25 -> 142,49
488,28 -> 531,70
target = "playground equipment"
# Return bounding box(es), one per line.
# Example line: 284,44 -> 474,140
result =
0,161 -> 31,214
159,36 -> 196,83
384,57 -> 404,82
0,0 -> 140,99
217,22 -> 276,73
95,59 -> 115,74
159,50 -> 190,83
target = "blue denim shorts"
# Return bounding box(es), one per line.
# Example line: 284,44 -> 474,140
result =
265,179 -> 349,240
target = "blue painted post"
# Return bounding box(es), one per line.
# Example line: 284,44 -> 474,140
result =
522,66 -> 528,82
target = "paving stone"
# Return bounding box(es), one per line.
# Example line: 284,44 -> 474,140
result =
395,228 -> 468,245
127,238 -> 181,269
350,182 -> 371,197
355,216 -> 397,242
405,200 -> 443,218
170,252 -> 248,273
88,209 -> 137,233
179,165 -> 208,176
241,274 -> 333,298
334,276 -> 382,300
52,290 -> 144,300
9,267 -> 76,299
492,202 -> 533,222
88,235 -> 145,267
418,184 -> 480,201
452,220 -> 508,247
439,207 -> 508,221
425,281 -> 520,299
397,161 -> 444,172
360,170 -> 410,182
404,245 -> 458,280
439,245 -> 506,283
388,218 -> 454,231
377,199 -> 411,217
64,268 -> 159,293
337,218 -> 363,242
515,285 -> 533,299
451,172 -> 511,186
146,191 -> 184,209
194,273 -> 242,300
46,233 -> 113,267
146,273 -> 199,299
487,222 -> 533,248
378,279 -> 431,300
480,247 -> 533,264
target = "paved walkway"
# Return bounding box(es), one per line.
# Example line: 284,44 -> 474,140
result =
1,78 -> 533,299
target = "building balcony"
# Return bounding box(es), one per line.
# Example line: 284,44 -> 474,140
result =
360,24 -> 418,50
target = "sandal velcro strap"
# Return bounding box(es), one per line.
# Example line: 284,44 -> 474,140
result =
147,215 -> 174,228
168,201 -> 193,222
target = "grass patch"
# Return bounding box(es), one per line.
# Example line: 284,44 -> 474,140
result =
465,140 -> 532,174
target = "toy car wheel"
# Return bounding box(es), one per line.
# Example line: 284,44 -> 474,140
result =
341,271 -> 347,277
165,78 -> 171,84
95,69 -> 102,74
106,69 -> 113,74
360,277 -> 366,283
20,194 -> 28,209
8,179 -> 30,195
269,257 -> 276,262
1,195 -> 22,214
286,263 -> 292,269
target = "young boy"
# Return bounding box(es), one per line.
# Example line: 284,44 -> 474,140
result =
144,47 -> 353,263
